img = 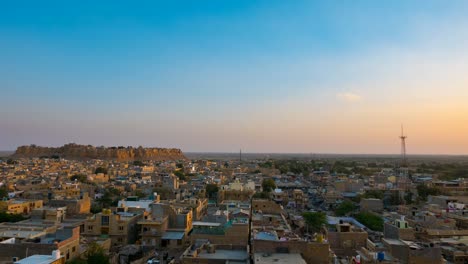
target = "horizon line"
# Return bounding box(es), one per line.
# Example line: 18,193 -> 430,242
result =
3,149 -> 466,157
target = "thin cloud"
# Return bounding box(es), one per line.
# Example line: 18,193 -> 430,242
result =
336,92 -> 363,102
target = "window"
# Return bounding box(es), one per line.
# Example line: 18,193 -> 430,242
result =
117,237 -> 124,242
88,226 -> 93,230
101,216 -> 110,226
72,246 -> 76,252
119,226 -> 124,231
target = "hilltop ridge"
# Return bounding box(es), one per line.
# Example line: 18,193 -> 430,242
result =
12,143 -> 186,161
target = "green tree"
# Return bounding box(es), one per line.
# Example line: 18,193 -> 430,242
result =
205,184 -> 219,199
6,159 -> 17,165
90,204 -> 102,214
335,201 -> 356,216
253,192 -> 270,199
70,174 -> 88,183
174,170 -> 186,181
259,161 -> 273,168
274,160 -> 311,175
0,212 -> 27,222
262,179 -> 276,193
94,167 -> 108,174
153,187 -> 172,200
133,160 -> 144,166
355,212 -> 383,231
96,188 -> 120,208
0,188 -> 8,199
86,242 -> 109,264
388,192 -> 403,206
416,184 -> 441,201
134,190 -> 146,199
302,212 -> 327,233
353,167 -> 373,176
96,195 -> 113,208
331,161 -> 352,174
404,192 -> 413,204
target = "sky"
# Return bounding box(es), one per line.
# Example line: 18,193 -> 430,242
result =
1,1 -> 468,154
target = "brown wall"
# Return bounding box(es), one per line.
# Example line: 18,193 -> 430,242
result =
252,240 -> 330,264
328,231 -> 368,257
251,200 -> 283,215
191,224 -> 249,246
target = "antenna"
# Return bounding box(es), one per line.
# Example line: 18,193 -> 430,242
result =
398,125 -> 410,191
399,125 -> 407,167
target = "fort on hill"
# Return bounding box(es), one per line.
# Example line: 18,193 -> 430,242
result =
12,143 -> 186,161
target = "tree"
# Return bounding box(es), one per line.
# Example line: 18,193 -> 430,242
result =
96,188 -> 120,208
70,174 -> 88,183
90,204 -> 102,214
134,190 -> 146,199
259,161 -> 273,168
108,187 -> 121,196
86,242 -> 109,264
94,167 -> 108,174
253,192 -> 270,199
96,195 -> 113,208
6,159 -> 17,165
174,170 -> 186,181
355,212 -> 383,231
417,184 -> 441,201
302,212 -> 327,233
388,192 -> 403,206
205,184 -> 219,199
262,179 -> 276,193
153,187 -> 172,200
0,188 -> 8,199
0,212 -> 27,222
335,201 -> 356,216
133,160 -> 144,167
404,192 -> 413,204
274,160 -> 311,175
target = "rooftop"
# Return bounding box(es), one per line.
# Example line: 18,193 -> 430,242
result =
193,221 -> 222,227
0,230 -> 45,239
14,255 -> 60,264
161,231 -> 185,240
254,231 -> 278,241
197,249 -> 249,261
254,253 -> 306,264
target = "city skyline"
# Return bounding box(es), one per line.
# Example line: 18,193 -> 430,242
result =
2,1 -> 468,154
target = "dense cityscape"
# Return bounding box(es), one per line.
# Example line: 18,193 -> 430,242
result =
0,143 -> 468,264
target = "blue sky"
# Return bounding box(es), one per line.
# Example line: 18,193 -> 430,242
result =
2,1 -> 468,153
